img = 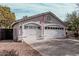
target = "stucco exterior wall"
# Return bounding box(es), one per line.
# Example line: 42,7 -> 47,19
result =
13,13 -> 66,43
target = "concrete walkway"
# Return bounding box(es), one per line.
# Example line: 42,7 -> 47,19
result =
24,39 -> 79,56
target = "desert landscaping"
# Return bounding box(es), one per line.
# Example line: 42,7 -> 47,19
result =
0,41 -> 41,56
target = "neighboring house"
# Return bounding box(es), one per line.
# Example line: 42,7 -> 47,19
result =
12,12 -> 66,42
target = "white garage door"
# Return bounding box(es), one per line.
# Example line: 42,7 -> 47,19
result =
23,23 -> 41,40
44,26 -> 65,39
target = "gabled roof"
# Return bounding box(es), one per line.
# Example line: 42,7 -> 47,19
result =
12,11 -> 66,27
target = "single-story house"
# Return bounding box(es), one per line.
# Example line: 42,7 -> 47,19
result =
12,11 -> 66,42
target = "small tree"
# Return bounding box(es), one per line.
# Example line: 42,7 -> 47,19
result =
0,5 -> 15,29
66,11 -> 79,38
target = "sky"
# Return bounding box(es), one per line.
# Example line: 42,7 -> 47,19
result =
0,3 -> 78,21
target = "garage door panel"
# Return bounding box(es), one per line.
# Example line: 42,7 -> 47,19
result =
44,29 -> 65,38
23,29 -> 41,40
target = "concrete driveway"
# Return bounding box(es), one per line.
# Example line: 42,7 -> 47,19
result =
24,39 -> 79,56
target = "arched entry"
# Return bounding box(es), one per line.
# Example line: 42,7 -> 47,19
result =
23,23 -> 41,40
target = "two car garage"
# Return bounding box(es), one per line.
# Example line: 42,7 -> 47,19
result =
20,23 -> 66,41
12,12 -> 66,42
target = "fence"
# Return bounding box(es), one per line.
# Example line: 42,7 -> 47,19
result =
0,29 -> 13,40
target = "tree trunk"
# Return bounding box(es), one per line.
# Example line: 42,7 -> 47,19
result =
74,30 -> 79,38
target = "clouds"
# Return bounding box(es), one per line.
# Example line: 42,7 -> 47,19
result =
0,3 -> 77,21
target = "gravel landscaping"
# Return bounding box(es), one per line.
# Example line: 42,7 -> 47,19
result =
0,41 -> 41,56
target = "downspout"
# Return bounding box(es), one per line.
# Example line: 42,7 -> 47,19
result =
40,15 -> 45,39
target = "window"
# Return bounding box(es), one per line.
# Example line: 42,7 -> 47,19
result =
33,26 -> 36,29
24,25 -> 41,30
38,27 -> 41,29
45,27 -> 48,29
48,27 -> 50,29
45,27 -> 52,29
51,27 -> 53,29
60,28 -> 64,30
24,25 -> 28,29
45,26 -> 64,30
53,27 -> 56,29
29,26 -> 33,29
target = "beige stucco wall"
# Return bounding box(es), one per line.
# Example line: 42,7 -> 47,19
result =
13,14 -> 66,42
